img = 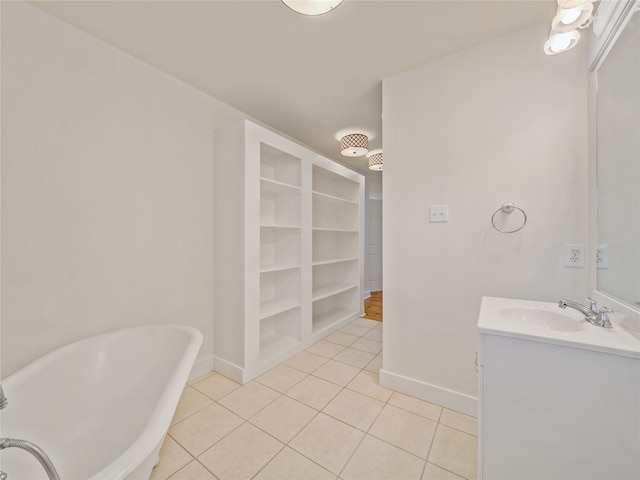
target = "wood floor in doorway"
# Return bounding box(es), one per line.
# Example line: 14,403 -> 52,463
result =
362,291 -> 382,321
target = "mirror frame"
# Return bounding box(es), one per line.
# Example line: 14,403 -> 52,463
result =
587,0 -> 640,334
588,0 -> 638,71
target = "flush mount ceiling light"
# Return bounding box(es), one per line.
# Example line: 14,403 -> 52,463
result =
340,133 -> 369,157
367,150 -> 383,171
544,29 -> 581,55
281,0 -> 342,16
552,1 -> 594,32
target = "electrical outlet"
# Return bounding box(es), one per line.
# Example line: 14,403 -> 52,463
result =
564,244 -> 585,268
430,205 -> 449,223
596,244 -> 609,268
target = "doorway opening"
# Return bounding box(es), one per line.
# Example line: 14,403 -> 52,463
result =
362,291 -> 382,321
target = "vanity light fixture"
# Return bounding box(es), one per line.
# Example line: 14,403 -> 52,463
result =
281,0 -> 342,16
544,30 -> 581,55
340,133 -> 369,157
552,1 -> 594,32
544,0 -> 594,55
367,150 -> 383,171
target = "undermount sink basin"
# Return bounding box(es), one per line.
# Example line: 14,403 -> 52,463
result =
499,306 -> 585,332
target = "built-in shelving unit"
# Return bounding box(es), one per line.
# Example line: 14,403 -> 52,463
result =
214,120 -> 364,383
311,164 -> 361,335
258,143 -> 302,362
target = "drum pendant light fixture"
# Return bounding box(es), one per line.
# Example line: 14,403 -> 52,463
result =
340,133 -> 369,157
367,150 -> 383,171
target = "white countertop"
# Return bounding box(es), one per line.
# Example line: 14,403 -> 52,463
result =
478,296 -> 640,359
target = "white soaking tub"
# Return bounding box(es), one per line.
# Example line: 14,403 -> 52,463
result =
0,324 -> 202,480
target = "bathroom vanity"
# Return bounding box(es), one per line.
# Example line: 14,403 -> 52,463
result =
477,296 -> 640,480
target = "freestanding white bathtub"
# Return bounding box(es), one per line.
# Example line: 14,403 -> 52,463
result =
0,324 -> 203,480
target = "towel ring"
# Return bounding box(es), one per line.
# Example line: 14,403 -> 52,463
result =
491,202 -> 527,234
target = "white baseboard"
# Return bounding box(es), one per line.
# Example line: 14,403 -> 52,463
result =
363,290 -> 371,300
211,355 -> 247,384
188,354 -> 214,381
380,368 -> 478,418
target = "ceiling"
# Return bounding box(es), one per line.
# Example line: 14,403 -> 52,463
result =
30,0 -> 556,174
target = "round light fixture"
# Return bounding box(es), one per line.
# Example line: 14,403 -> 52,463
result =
552,2 -> 593,33
367,150 -> 383,171
544,30 -> 581,55
340,133 -> 369,157
281,0 -> 342,16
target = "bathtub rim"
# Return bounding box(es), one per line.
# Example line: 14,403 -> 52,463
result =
1,323 -> 203,480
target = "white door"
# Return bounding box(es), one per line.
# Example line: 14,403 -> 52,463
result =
368,198 -> 383,292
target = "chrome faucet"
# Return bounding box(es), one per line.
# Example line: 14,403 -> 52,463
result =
0,438 -> 60,480
558,297 -> 613,328
0,386 -> 61,480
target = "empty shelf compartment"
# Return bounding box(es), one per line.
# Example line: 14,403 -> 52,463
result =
312,288 -> 359,334
260,308 -> 301,360
261,227 -> 301,270
261,143 -> 301,187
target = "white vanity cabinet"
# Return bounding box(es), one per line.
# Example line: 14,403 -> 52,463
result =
478,297 -> 640,480
213,120 -> 364,383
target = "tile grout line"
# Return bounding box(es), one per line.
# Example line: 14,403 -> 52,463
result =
332,353 -> 432,480
160,318 -> 476,480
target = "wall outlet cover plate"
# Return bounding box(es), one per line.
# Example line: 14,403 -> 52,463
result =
564,244 -> 585,268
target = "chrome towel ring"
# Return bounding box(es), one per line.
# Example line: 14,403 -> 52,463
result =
491,202 -> 527,233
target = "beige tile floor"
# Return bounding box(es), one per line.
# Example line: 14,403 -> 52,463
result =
151,318 -> 478,480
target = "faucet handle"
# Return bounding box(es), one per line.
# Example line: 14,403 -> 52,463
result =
587,297 -> 598,313
596,306 -> 614,328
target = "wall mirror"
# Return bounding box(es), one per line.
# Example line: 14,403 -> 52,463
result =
591,0 -> 640,308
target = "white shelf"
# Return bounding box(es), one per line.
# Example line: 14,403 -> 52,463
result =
312,190 -> 358,206
312,227 -> 358,233
260,299 -> 301,320
313,257 -> 358,266
260,263 -> 301,274
261,177 -> 302,193
312,307 -> 359,334
313,283 -> 357,302
261,224 -> 302,230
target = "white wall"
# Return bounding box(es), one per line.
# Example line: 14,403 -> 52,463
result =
1,1 -> 245,377
381,24 -> 589,415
